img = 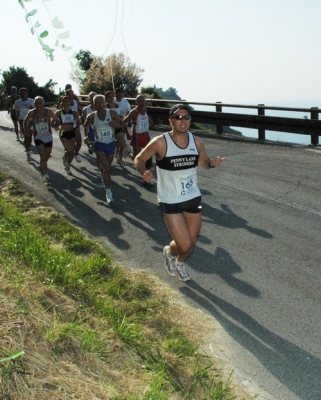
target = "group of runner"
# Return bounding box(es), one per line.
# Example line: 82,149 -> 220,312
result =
5,85 -> 156,204
5,85 -> 227,282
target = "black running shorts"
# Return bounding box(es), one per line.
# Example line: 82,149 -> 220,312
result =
159,196 -> 202,214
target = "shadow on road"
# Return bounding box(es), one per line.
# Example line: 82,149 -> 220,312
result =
190,246 -> 261,297
180,280 -> 321,400
202,202 -> 273,239
0,124 -> 14,133
45,165 -> 168,253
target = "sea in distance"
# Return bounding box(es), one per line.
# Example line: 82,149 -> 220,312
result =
194,100 -> 321,146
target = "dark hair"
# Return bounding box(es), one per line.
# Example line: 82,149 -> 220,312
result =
115,88 -> 123,93
105,91 -> 114,99
60,96 -> 70,109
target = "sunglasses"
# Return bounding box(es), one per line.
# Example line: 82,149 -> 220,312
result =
171,115 -> 192,120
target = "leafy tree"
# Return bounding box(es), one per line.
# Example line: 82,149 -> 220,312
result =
75,50 -> 94,71
140,86 -> 169,108
0,66 -> 57,101
70,50 -> 95,88
36,79 -> 58,101
1,66 -> 36,95
80,53 -> 144,96
140,86 -> 163,99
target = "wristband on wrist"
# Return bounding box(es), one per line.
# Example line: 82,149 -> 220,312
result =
208,160 -> 215,168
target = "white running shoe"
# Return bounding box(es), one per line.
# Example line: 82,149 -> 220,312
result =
123,144 -> 133,159
44,174 -> 51,185
75,154 -> 82,163
163,246 -> 177,276
106,189 -> 114,204
176,262 -> 191,282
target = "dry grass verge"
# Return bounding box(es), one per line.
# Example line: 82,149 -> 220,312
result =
0,172 -> 254,399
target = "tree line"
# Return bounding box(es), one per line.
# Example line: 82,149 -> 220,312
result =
0,51 -> 182,107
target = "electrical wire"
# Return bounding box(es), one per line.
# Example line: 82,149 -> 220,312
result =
120,0 -> 132,59
100,0 -> 118,59
87,0 -> 133,91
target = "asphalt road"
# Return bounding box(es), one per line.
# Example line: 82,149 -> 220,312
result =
1,110 -> 321,400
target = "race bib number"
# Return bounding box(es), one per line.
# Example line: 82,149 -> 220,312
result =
137,118 -> 149,132
178,175 -> 197,196
35,122 -> 48,134
96,127 -> 113,143
62,114 -> 74,124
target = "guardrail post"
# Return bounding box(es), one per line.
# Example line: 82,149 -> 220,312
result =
310,107 -> 319,146
258,104 -> 265,140
215,102 -> 223,134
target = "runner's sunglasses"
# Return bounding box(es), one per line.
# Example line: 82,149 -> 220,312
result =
171,115 -> 192,120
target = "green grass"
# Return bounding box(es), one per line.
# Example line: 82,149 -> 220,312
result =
0,172 -> 255,399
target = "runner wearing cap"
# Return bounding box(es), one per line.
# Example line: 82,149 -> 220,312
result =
134,104 -> 226,282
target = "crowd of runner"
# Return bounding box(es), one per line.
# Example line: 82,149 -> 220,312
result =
4,84 -> 156,203
4,85 -> 226,282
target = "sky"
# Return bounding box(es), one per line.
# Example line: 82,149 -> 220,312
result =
2,0 -> 321,107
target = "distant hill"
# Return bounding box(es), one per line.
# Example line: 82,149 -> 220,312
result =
194,122 -> 242,136
154,86 -> 182,100
152,86 -> 242,136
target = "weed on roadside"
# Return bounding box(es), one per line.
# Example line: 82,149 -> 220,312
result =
0,173 -> 255,399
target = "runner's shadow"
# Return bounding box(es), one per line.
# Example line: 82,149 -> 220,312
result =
0,124 -> 15,132
202,202 -> 273,238
190,246 -> 260,297
46,170 -> 131,250
112,182 -> 167,244
180,280 -> 321,400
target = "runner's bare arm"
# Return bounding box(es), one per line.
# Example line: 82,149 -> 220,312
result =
195,136 -> 226,169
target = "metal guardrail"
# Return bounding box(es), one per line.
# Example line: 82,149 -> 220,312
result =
77,96 -> 321,146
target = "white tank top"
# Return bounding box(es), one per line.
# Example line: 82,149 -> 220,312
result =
135,112 -> 149,133
84,105 -> 94,129
70,100 -> 78,113
32,109 -> 52,143
94,110 -> 115,144
156,132 -> 201,204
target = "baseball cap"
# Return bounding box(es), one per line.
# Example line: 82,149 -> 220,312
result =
169,104 -> 192,117
11,86 -> 17,90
